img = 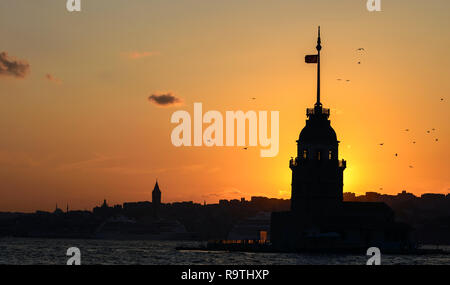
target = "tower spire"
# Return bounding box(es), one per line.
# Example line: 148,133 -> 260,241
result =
316,26 -> 322,107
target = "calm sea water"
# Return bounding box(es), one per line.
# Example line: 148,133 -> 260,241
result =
0,238 -> 448,265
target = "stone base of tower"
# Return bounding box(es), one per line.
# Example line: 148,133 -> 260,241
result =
270,202 -> 413,253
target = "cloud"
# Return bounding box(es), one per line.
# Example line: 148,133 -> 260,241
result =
201,187 -> 247,200
45,73 -> 62,84
0,52 -> 30,78
124,51 -> 159,59
148,92 -> 183,107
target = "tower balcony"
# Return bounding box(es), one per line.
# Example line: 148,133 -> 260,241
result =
289,158 -> 298,168
290,157 -> 346,169
307,107 -> 330,117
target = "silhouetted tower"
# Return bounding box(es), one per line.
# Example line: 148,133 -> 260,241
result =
152,180 -> 161,218
289,27 -> 346,215
54,203 -> 63,215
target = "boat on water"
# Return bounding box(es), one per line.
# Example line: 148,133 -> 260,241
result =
176,239 -> 448,255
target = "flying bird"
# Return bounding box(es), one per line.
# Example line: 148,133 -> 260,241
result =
356,48 -> 365,51
346,80 -> 350,82
441,98 -> 444,101
242,147 -> 248,150
337,78 -> 342,81
427,130 -> 430,133
412,141 -> 416,144
250,97 -> 256,100
435,138 -> 439,142
409,166 -> 414,168
379,143 -> 384,146
357,61 -> 361,64
405,129 -> 409,131
395,153 -> 398,157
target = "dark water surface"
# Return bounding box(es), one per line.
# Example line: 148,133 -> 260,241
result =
0,238 -> 449,265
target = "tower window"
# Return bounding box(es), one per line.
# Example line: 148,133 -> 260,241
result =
317,151 -> 321,160
303,150 -> 308,159
329,150 -> 332,160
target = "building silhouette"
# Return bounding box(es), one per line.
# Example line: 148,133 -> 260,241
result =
152,180 -> 162,218
271,27 -> 411,252
53,203 -> 64,215
290,29 -> 345,213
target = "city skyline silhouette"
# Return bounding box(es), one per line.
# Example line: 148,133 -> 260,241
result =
0,1 -> 448,213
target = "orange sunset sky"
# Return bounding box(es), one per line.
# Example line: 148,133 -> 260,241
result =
0,0 -> 449,212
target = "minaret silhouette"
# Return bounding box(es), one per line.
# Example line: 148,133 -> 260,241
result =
289,27 -> 346,215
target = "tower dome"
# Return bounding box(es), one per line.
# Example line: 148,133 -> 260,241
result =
298,112 -> 337,144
